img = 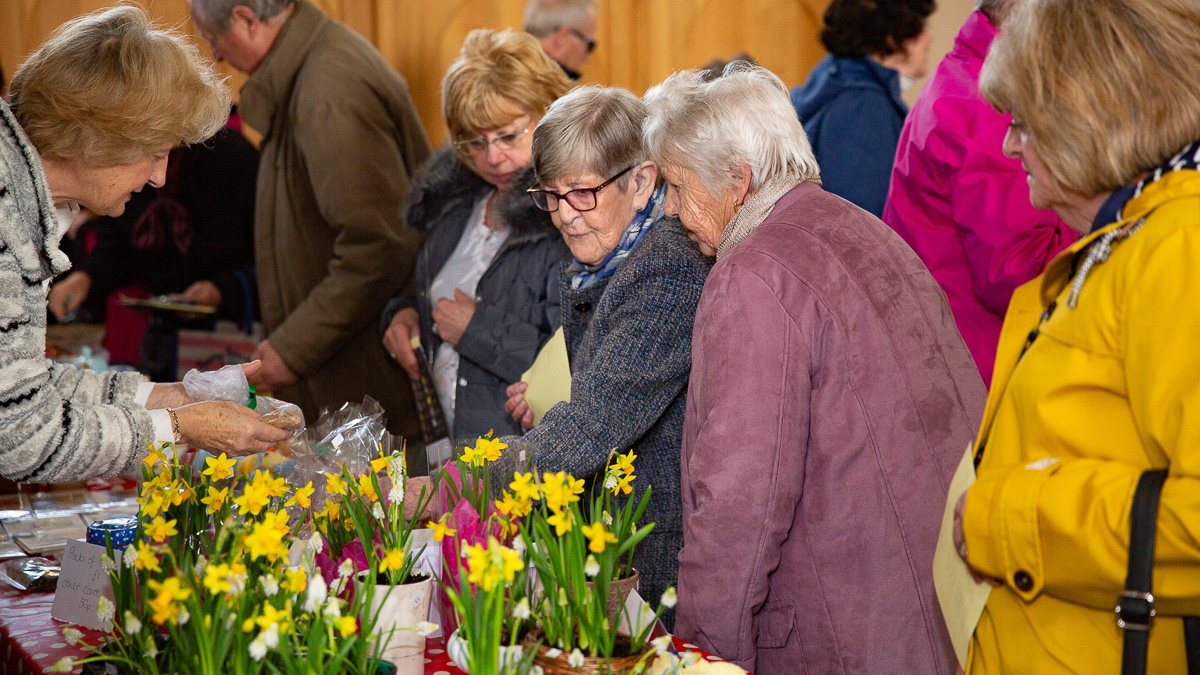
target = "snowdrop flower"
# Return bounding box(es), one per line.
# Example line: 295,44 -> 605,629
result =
584,555 -> 600,578
249,634 -> 268,661
661,587 -> 677,609
303,574 -> 328,613
123,545 -> 138,569
604,472 -> 618,491
123,610 -> 142,635
372,502 -> 385,520
324,595 -> 343,618
651,635 -> 673,655
177,606 -> 191,626
260,574 -> 279,597
144,642 -> 159,658
388,484 -> 404,505
602,510 -> 613,526
512,534 -> 527,553
97,596 -> 116,623
100,554 -> 116,572
307,533 -> 324,554
61,627 -> 84,646
416,621 -> 438,637
330,576 -> 347,595
263,623 -> 280,649
513,597 -> 531,620
47,657 -> 74,672
338,559 -> 355,578
568,649 -> 585,668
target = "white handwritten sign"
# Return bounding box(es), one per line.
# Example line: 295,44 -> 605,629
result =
51,539 -> 120,631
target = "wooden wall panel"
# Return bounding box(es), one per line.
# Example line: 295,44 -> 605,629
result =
1,0 -> 973,147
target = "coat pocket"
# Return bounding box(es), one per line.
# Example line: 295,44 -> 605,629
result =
755,601 -> 796,649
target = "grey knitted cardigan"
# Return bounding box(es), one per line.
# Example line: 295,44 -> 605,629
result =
0,101 -> 153,483
492,217 -> 711,628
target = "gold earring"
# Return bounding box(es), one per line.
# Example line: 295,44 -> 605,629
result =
733,200 -> 741,214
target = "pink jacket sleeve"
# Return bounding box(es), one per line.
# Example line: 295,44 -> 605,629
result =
948,112 -> 1077,315
676,262 -> 810,671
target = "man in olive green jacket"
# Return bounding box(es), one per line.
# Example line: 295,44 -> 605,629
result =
190,0 -> 431,435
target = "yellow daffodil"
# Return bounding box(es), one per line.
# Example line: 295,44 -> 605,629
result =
612,450 -> 637,476
581,521 -> 618,553
145,517 -> 178,543
335,615 -> 357,638
357,473 -> 378,502
614,473 -> 635,496
169,481 -> 196,506
133,541 -> 162,573
265,474 -> 288,499
325,472 -> 347,496
509,472 -> 540,502
140,471 -> 170,498
318,499 -> 342,522
143,445 -> 167,469
460,443 -> 483,468
147,577 -> 191,625
202,453 -> 236,481
203,563 -> 232,595
244,512 -> 289,562
370,456 -> 390,473
234,478 -> 271,516
476,436 -> 506,462
465,543 -> 500,591
496,543 -> 524,582
547,509 -> 573,536
378,547 -> 405,574
253,601 -> 292,633
542,471 -> 583,513
140,489 -> 167,519
428,514 -> 456,542
285,481 -> 314,509
201,486 -> 229,515
282,568 -> 306,595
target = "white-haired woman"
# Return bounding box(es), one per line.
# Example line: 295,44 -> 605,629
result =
643,64 -> 986,674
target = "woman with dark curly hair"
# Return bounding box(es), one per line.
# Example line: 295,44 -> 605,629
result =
790,0 -> 935,217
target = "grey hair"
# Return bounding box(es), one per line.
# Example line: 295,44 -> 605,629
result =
532,85 -> 646,190
188,0 -> 295,31
523,0 -> 596,38
643,62 -> 820,195
977,0 -> 1019,24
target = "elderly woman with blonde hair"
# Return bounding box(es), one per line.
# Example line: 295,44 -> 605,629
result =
643,64 -> 985,673
952,0 -> 1200,672
381,28 -> 571,441
0,6 -> 288,482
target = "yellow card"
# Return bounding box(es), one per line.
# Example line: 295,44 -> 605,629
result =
933,444 -> 993,668
520,327 -> 572,426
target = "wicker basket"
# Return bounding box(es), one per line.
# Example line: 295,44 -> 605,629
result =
521,630 -> 653,675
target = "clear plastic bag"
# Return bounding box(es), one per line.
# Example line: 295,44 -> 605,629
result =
301,396 -> 393,510
182,364 -> 250,406
256,395 -> 307,457
0,557 -> 60,592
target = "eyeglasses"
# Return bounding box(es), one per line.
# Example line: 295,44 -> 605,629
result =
570,28 -> 597,53
454,126 -> 531,156
527,166 -> 633,212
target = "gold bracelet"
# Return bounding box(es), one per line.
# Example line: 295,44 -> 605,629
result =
166,407 -> 182,445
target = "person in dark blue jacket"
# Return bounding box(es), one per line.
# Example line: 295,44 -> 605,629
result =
791,0 -> 935,217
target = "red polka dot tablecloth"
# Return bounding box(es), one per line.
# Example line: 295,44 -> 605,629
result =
0,585 -> 733,674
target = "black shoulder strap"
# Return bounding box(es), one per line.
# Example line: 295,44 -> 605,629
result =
1119,469 -> 1200,674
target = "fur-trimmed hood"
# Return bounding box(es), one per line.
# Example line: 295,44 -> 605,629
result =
404,147 -> 556,244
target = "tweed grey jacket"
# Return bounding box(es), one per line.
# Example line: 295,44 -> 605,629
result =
0,101 -> 153,483
492,217 -> 711,628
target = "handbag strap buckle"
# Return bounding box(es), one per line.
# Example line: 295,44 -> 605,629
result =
1116,590 -> 1156,631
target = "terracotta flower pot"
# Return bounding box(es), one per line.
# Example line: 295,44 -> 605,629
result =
521,629 -> 654,675
369,570 -> 433,675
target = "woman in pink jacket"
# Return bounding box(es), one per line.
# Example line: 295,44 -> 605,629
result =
882,0 -> 1077,387
644,64 -> 986,675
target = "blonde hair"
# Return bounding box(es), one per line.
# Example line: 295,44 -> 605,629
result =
442,29 -> 572,156
10,5 -> 230,167
980,0 -> 1200,197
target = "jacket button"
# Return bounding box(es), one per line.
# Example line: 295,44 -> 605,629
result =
574,301 -> 593,313
1013,570 -> 1034,592
458,377 -> 468,387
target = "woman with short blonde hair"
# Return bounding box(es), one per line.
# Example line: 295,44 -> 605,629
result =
381,29 -> 572,440
0,6 -> 286,483
954,0 -> 1200,672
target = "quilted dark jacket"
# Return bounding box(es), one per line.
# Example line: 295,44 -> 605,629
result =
381,148 -> 569,440
491,217 -> 711,629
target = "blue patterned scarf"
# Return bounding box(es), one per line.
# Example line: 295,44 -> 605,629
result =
570,183 -> 667,290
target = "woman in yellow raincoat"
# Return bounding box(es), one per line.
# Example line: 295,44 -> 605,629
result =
952,0 -> 1200,672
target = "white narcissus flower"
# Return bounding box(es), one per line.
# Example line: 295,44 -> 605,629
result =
194,555 -> 208,577
61,626 -> 84,646
124,610 -> 142,635
123,545 -> 138,569
338,559 -> 355,578
47,657 -> 74,672
661,587 -> 677,609
100,554 -> 116,572
260,574 -> 279,597
249,634 -> 268,661
513,597 -> 531,620
651,635 -> 672,655
584,555 -> 600,578
303,574 -> 328,613
416,621 -> 438,636
372,502 -> 385,520
97,596 -> 116,623
568,649 -> 585,668
263,623 -> 280,649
